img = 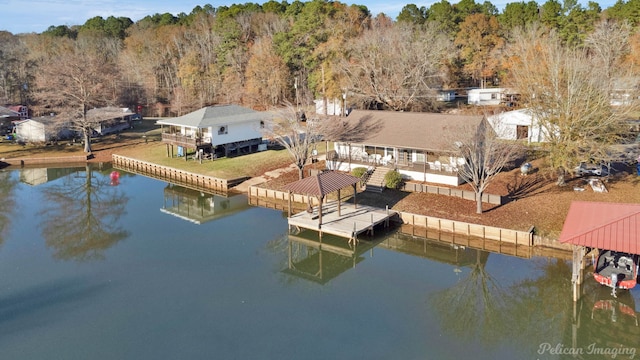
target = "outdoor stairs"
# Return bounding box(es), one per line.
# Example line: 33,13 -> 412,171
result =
364,166 -> 388,193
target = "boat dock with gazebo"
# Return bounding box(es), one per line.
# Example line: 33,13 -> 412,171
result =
283,170 -> 397,244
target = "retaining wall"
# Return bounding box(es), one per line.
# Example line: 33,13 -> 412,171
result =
113,154 -> 236,192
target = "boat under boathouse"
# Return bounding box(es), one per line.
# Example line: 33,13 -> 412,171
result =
283,171 -> 397,244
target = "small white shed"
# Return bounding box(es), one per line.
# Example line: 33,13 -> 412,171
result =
487,108 -> 546,143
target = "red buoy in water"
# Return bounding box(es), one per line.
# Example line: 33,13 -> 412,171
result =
110,171 -> 120,185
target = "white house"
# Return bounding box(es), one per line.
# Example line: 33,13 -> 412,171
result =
156,105 -> 269,158
14,116 -> 74,143
467,88 -> 519,106
487,108 -> 547,143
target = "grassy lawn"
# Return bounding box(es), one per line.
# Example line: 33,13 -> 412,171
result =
116,143 -> 295,179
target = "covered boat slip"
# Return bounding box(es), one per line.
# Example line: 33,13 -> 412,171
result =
559,201 -> 640,301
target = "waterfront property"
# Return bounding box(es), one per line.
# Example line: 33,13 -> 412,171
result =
328,110 -> 489,186
156,105 -> 270,159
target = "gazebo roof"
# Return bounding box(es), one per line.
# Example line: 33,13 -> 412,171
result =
283,171 -> 360,197
559,201 -> 640,255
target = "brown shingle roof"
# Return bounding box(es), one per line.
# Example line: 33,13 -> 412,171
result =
333,110 -> 485,152
283,171 -> 360,197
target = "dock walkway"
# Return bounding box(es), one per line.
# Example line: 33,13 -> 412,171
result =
288,201 -> 397,243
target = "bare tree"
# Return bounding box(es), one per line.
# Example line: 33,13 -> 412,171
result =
506,26 -> 638,185
33,39 -> 121,153
261,104 -> 323,180
339,22 -> 454,111
454,119 -> 521,214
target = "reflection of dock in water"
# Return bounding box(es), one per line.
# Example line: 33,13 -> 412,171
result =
160,184 -> 249,224
283,230 -> 382,284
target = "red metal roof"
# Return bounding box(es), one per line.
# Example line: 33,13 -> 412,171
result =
283,171 -> 360,197
559,201 -> 640,254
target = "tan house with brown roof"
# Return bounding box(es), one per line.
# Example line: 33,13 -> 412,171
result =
329,110 -> 487,186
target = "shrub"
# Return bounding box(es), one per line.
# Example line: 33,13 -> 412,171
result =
384,169 -> 403,189
351,167 -> 368,178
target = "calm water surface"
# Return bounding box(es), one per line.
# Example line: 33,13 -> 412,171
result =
0,165 -> 638,360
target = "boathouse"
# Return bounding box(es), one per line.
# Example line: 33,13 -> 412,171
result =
559,201 -> 640,301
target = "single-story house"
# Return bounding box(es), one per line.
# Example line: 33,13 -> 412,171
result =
14,115 -> 74,143
156,104 -> 269,158
487,108 -> 547,143
328,110 -> 488,186
467,88 -> 518,106
86,107 -> 135,136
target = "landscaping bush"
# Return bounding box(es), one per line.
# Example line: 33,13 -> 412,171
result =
384,169 -> 403,189
351,167 -> 368,178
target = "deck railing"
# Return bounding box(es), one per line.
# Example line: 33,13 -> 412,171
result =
161,133 -> 208,148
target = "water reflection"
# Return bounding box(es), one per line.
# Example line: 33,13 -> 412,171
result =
283,230 -> 381,284
572,280 -> 640,359
160,184 -> 249,224
0,170 -> 18,246
38,165 -> 130,261
19,167 -> 85,186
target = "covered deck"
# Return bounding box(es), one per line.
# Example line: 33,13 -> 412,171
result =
288,201 -> 396,243
283,170 -> 397,244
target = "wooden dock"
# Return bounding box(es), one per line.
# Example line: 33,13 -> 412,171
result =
288,201 -> 397,243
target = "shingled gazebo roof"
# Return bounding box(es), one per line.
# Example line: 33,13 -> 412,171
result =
283,171 -> 360,197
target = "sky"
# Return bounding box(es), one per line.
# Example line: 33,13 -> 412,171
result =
3,0 -> 407,34
2,0 -> 618,35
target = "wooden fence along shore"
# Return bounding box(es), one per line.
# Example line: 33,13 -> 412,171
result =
112,154 -> 245,193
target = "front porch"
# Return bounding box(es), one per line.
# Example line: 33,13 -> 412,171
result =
330,143 -> 463,186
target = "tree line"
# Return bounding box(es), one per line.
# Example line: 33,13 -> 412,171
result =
2,0 -> 640,117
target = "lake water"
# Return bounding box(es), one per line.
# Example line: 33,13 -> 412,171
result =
0,165 -> 638,360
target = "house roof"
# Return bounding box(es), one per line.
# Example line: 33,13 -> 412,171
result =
283,171 -> 360,197
332,110 -> 485,152
156,105 -> 270,129
0,106 -> 20,118
559,201 -> 640,255
86,107 -> 133,123
488,108 -> 536,126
